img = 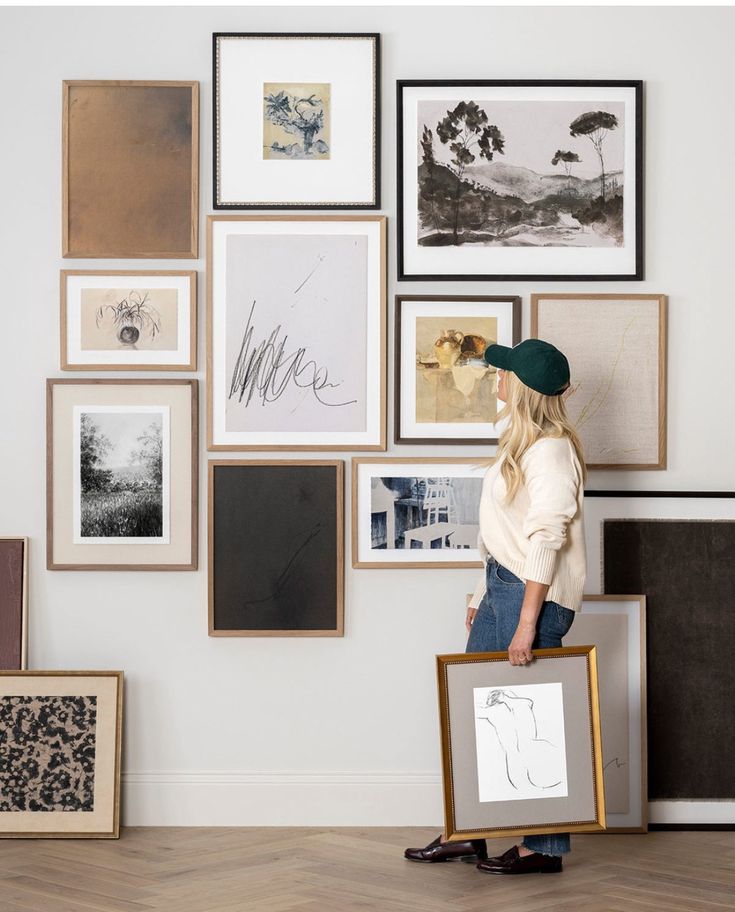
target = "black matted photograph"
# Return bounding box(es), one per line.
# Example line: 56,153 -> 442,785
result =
208,460 -> 344,636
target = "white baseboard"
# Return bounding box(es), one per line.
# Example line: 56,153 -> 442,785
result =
121,771 -> 735,827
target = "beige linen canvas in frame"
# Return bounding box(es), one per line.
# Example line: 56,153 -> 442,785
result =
0,672 -> 122,838
532,294 -> 667,469
62,81 -> 199,258
47,380 -> 197,570
61,271 -> 197,370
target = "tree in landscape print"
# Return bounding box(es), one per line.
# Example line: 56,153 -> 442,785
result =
79,413 -> 112,493
569,111 -> 619,202
551,150 -> 581,188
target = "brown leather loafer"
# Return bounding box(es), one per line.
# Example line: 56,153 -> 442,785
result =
404,834 -> 487,863
476,845 -> 562,874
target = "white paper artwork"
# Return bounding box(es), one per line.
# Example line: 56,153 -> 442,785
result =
473,683 -> 569,803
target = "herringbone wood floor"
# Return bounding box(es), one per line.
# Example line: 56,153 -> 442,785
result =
0,828 -> 733,912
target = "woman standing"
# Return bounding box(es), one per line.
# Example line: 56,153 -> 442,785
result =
404,338 -> 586,876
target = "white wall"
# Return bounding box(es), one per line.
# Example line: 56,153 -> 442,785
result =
0,5 -> 733,826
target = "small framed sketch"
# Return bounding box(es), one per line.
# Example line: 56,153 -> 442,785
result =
565,595 -> 647,832
532,294 -> 667,469
395,295 -> 520,445
208,215 -> 386,451
438,647 -> 606,841
0,538 -> 28,670
352,458 -> 486,568
398,80 -> 643,280
47,380 -> 198,571
214,33 -> 380,208
0,671 -> 123,838
61,271 -> 197,371
62,81 -> 199,258
209,460 -> 344,636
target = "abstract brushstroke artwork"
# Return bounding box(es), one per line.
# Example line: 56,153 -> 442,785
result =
263,83 -> 331,159
209,461 -> 344,636
533,295 -> 666,468
208,216 -> 386,450
473,683 -> 569,802
63,81 -> 199,258
398,81 -> 642,280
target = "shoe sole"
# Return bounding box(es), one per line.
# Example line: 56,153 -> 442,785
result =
477,866 -> 562,875
404,855 -> 483,864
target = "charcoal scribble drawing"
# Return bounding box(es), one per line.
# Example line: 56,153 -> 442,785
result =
473,683 -> 569,802
242,523 -> 321,611
225,234 -> 368,434
73,405 -> 170,544
263,83 -> 331,160
417,99 -> 625,249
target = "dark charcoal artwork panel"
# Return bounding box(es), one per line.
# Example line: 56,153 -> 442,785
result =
0,540 -> 24,669
0,695 -> 97,811
603,520 -> 735,800
212,465 -> 338,631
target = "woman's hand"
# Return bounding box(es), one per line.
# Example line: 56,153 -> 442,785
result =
466,606 -> 478,633
508,621 -> 536,666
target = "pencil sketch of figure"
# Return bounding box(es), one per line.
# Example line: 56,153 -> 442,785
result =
473,682 -> 568,802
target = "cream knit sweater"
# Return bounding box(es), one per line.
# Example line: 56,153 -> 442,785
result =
469,436 -> 586,613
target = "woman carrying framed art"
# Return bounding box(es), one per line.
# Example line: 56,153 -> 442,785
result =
404,338 -> 587,875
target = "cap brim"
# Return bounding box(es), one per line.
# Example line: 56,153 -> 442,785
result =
484,344 -> 514,369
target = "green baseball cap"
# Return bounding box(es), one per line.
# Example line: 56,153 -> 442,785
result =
484,339 -> 570,396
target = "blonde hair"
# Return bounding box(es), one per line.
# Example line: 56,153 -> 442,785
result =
496,370 -> 587,502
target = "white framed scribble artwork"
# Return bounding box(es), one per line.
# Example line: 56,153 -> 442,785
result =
532,294 -> 667,469
398,81 -> 642,280
207,216 -> 386,451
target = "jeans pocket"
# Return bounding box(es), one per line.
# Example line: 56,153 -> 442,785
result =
555,604 -> 576,638
493,562 -> 523,586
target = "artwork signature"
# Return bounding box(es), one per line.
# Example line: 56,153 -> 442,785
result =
229,301 -> 357,410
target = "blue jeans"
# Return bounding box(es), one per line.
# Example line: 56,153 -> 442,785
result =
466,558 -> 576,857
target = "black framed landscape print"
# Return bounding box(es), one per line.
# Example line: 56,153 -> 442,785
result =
214,33 -> 380,208
208,460 -> 344,637
397,80 -> 643,281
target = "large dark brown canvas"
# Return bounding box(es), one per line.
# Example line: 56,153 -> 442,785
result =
0,539 -> 26,670
63,81 -> 198,258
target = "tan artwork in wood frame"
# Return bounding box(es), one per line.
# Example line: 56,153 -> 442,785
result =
0,538 -> 29,670
438,647 -> 606,842
46,380 -> 198,571
62,80 -> 199,258
0,671 -> 123,839
207,215 -> 387,451
531,294 -> 667,469
60,271 -> 197,371
352,457 -> 486,569
208,460 -> 344,637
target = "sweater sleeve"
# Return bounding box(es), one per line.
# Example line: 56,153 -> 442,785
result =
521,441 -> 580,585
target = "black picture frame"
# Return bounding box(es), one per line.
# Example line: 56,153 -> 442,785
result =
397,80 -> 644,281
394,294 -> 521,445
208,460 -> 345,636
213,32 -> 381,209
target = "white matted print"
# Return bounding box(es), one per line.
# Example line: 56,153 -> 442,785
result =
533,295 -> 666,469
73,406 -> 170,545
398,81 -> 641,279
208,216 -> 386,450
396,296 -> 519,444
61,271 -> 196,370
474,683 -> 569,802
214,34 -> 379,208
352,459 -> 485,567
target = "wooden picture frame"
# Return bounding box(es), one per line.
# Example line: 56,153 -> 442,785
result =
213,33 -> 380,208
394,294 -> 521,445
208,460 -> 344,636
532,294 -> 667,469
60,270 -> 197,371
398,80 -> 643,281
207,215 -> 387,451
352,457 -> 487,569
47,379 -> 198,571
0,538 -> 29,670
0,670 -> 123,839
566,594 -> 648,833
62,80 -> 199,258
438,646 -> 606,841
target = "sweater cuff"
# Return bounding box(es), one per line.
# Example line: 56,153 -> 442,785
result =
523,543 -> 558,586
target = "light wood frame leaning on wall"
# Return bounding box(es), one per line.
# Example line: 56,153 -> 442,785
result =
60,270 -> 198,371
